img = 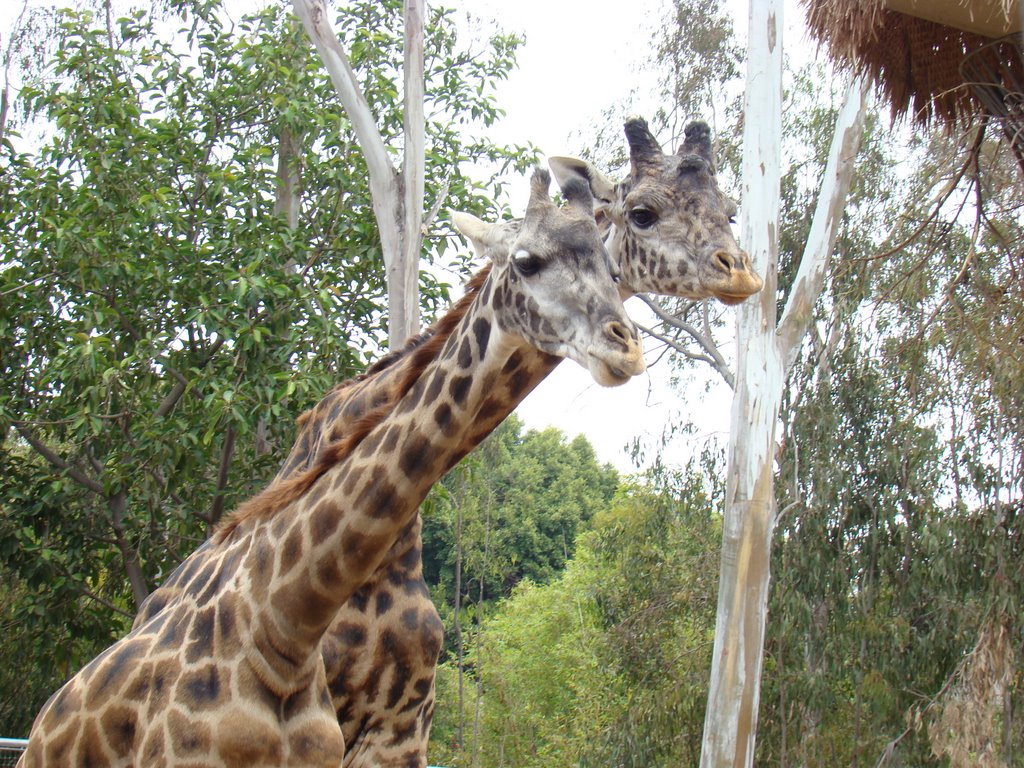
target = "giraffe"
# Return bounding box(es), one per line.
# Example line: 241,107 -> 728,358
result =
220,117 -> 763,766
18,168 -> 646,768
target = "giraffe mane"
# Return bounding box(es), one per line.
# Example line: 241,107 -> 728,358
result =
294,280 -> 472,430
215,264 -> 493,541
294,310 -> 443,431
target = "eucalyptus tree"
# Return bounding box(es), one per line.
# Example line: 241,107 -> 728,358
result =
761,113 -> 1024,767
628,2 -> 870,761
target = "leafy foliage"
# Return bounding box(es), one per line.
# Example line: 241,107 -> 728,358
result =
0,0 -> 530,735
423,414 -> 620,603
429,470 -> 721,768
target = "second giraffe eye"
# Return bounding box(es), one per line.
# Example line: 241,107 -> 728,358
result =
628,207 -> 658,229
512,250 -> 542,277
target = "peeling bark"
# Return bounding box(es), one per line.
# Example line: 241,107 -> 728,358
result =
698,2 -> 870,762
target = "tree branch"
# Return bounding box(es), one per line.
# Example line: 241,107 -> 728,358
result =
777,76 -> 870,375
107,490 -> 150,608
423,174 -> 451,232
153,336 -> 225,419
274,123 -> 302,233
860,123 -> 984,267
13,423 -> 104,495
208,423 -> 237,529
291,0 -> 401,270
636,294 -> 735,387
395,0 -> 425,346
640,323 -> 715,363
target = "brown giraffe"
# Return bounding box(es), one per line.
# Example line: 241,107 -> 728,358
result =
18,168 -> 645,768
125,117 -> 759,767
550,118 -> 760,304
219,117 -> 763,766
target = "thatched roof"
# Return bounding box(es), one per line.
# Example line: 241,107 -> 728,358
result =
802,0 -> 1023,129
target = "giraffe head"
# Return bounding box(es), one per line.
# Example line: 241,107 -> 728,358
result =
549,117 -> 763,304
452,169 -> 645,387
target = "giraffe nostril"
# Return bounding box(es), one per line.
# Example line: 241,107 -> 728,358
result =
714,250 -> 735,273
604,320 -> 634,348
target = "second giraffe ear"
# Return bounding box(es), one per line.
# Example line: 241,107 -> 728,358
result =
548,157 -> 616,207
451,211 -> 503,253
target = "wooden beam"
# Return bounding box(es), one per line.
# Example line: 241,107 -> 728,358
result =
884,0 -> 1021,37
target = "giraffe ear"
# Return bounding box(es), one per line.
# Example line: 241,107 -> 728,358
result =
548,156 -> 616,206
451,211 -> 503,250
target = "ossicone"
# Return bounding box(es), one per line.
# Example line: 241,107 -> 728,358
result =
526,168 -> 553,215
624,117 -> 663,162
678,120 -> 713,165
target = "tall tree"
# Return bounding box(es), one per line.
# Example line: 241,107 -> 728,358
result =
693,2 -> 870,763
428,468 -> 723,768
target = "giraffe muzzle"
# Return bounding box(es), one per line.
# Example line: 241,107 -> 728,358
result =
710,249 -> 764,304
585,319 -> 646,387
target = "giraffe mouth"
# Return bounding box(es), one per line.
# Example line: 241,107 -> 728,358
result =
604,365 -> 631,385
714,291 -> 754,306
711,267 -> 764,305
586,349 -> 646,387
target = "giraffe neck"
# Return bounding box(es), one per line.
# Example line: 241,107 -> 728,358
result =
273,221 -> 638,487
227,270 -> 559,690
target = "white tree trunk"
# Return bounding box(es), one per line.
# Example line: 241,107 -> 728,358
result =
397,0 -> 425,345
291,0 -> 425,347
698,0 -> 870,761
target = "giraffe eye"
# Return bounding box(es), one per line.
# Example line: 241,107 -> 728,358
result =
512,250 -> 542,277
628,207 -> 658,229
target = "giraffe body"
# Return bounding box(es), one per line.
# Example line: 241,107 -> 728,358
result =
19,169 -> 644,768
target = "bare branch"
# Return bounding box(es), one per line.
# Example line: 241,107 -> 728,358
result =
107,491 -> 149,607
208,424 -> 237,529
13,423 -> 104,495
395,0 -> 426,345
636,294 -> 734,387
777,76 -> 870,374
291,0 -> 401,270
641,322 -> 736,389
423,174 -> 452,231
